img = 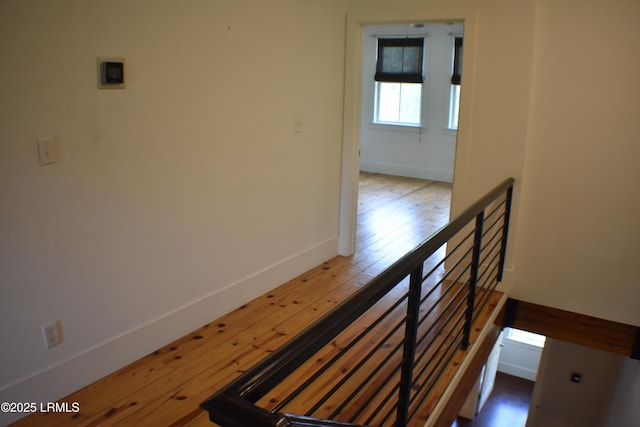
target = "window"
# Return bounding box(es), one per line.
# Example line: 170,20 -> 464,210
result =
448,85 -> 461,129
504,327 -> 546,348
374,38 -> 424,126
448,37 -> 463,130
375,82 -> 422,125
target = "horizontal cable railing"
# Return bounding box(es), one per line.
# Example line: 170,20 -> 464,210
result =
201,178 -> 515,427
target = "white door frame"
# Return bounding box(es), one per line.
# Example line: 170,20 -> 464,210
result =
338,14 -> 364,256
338,8 -> 474,256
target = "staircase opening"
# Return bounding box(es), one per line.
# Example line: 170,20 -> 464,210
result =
452,327 -> 545,426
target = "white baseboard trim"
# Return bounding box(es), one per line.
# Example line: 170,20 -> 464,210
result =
498,362 -> 538,382
360,160 -> 453,183
0,236 -> 338,425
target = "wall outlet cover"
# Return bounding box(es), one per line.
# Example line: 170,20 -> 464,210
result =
42,321 -> 63,349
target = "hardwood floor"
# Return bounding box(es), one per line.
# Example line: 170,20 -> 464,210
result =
357,172 -> 452,260
12,172 -> 455,427
452,373 -> 534,427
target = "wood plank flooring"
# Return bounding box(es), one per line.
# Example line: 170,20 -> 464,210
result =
13,172 -> 460,427
452,373 -> 534,427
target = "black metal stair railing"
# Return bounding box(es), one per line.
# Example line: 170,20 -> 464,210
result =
200,178 -> 515,427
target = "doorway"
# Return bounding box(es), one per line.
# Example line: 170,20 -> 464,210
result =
339,20 -> 463,256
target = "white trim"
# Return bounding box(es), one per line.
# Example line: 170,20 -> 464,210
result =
360,160 -> 453,183
340,12 -> 475,258
367,122 -> 423,132
498,360 -> 539,382
369,32 -> 430,38
338,15 -> 364,257
0,237 -> 338,425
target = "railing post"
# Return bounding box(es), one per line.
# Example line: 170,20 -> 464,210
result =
396,265 -> 423,426
497,184 -> 513,282
462,211 -> 484,351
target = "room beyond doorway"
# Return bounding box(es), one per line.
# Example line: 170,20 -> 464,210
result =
359,23 -> 462,184
356,172 -> 451,257
339,15 -> 468,257
338,21 -> 463,256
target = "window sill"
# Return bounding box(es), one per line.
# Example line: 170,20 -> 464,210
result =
504,328 -> 546,348
443,128 -> 458,136
368,122 -> 423,132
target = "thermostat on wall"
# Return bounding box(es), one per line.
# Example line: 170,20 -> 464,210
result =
97,57 -> 125,89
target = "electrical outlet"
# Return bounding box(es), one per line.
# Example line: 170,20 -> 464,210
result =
42,321 -> 63,349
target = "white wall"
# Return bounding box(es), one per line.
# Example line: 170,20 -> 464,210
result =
345,0 -> 640,327
498,329 -> 543,381
605,358 -> 640,427
359,23 -> 461,182
527,339 -> 623,427
0,1 -> 346,423
343,0 -> 536,281
512,0 -> 640,326
343,3 -> 640,416
3,0 -> 640,423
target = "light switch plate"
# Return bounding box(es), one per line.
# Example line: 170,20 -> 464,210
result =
42,320 -> 63,348
37,136 -> 59,165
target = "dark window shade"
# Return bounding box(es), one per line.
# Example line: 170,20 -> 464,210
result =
375,38 -> 424,83
452,37 -> 463,85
